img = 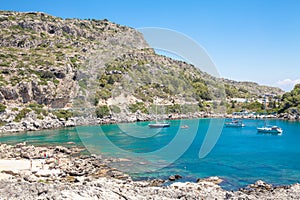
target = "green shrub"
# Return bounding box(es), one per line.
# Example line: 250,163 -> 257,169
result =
97,89 -> 112,100
28,103 -> 44,109
70,57 -> 78,64
128,102 -> 148,114
53,110 -> 73,120
1,69 -> 10,74
93,96 -> 99,106
53,79 -> 60,85
12,107 -> 19,111
32,107 -> 48,116
0,103 -> 6,113
95,105 -> 110,118
0,120 -> 6,126
166,104 -> 181,114
37,115 -> 44,120
10,76 -> 22,86
241,101 -> 264,113
55,43 -> 64,48
110,105 -> 121,114
78,79 -> 87,90
40,71 -> 55,79
14,108 -> 31,122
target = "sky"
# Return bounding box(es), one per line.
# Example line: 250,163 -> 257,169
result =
1,0 -> 300,91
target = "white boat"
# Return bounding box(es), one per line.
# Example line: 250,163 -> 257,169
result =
148,97 -> 170,128
225,119 -> 245,127
257,95 -> 283,134
148,123 -> 170,128
257,126 -> 283,134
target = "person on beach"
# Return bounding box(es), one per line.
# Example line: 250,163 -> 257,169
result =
54,156 -> 59,167
42,161 -> 44,170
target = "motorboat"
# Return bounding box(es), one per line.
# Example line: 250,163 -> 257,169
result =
257,126 -> 283,134
148,123 -> 170,128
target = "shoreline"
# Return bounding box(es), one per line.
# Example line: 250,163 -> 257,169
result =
0,111 -> 299,134
0,143 -> 300,199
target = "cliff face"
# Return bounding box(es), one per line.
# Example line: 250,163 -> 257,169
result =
0,11 -> 284,122
0,11 -> 148,109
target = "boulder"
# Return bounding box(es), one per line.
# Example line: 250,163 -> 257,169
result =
148,179 -> 165,187
1,170 -> 20,176
197,176 -> 223,184
22,173 -> 37,183
249,180 -> 272,190
168,175 -> 176,181
169,174 -> 182,181
65,119 -> 75,127
35,169 -> 61,177
55,146 -> 71,154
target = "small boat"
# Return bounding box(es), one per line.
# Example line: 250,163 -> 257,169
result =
148,123 -> 170,128
225,119 -> 245,127
257,126 -> 283,134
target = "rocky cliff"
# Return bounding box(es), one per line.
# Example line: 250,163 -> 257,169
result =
0,11 -> 147,108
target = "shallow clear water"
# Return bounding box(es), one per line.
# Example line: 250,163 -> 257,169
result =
0,118 -> 299,190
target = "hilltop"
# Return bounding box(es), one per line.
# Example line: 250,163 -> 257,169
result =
0,11 -> 285,131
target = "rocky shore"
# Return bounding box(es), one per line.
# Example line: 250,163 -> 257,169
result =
0,143 -> 299,200
0,108 -> 225,133
1,109 -> 299,134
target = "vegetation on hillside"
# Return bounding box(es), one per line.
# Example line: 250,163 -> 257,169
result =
0,11 -> 286,121
279,84 -> 300,114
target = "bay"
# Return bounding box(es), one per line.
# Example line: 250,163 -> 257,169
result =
0,118 -> 299,190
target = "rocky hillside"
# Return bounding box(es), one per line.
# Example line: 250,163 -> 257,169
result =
0,11 -> 147,108
222,79 -> 284,98
0,11 -> 284,126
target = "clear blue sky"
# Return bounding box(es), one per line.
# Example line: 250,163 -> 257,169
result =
1,0 -> 300,91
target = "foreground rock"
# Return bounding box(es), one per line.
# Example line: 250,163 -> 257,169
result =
0,143 -> 300,200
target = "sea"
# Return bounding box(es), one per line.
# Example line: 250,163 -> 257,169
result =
0,118 -> 299,190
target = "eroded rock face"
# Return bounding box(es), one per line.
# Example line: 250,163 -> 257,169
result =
0,92 -> 4,101
18,82 -> 32,103
0,87 -> 18,100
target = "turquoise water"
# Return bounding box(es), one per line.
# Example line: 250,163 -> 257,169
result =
0,118 -> 299,190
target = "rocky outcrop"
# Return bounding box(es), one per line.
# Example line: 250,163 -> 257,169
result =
0,110 -> 77,133
0,87 -> 19,100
